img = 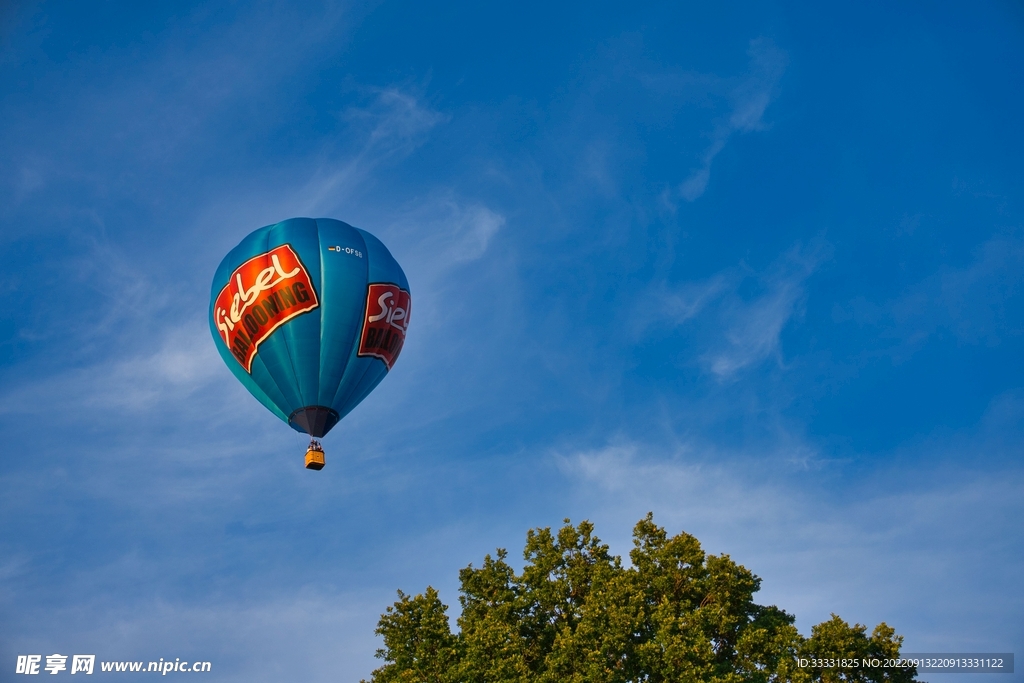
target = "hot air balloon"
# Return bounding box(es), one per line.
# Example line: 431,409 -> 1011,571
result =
209,217 -> 410,470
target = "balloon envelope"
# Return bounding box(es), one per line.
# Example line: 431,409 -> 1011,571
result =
210,217 -> 410,437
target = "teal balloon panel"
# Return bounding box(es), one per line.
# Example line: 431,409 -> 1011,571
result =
210,218 -> 410,437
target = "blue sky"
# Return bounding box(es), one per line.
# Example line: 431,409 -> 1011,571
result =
2,1 -> 1023,681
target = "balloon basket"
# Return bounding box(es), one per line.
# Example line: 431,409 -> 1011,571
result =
304,439 -> 325,470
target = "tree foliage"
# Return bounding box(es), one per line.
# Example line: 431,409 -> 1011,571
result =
365,515 -> 916,683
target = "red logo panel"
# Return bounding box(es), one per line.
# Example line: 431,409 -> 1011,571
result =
358,284 -> 411,370
212,244 -> 318,373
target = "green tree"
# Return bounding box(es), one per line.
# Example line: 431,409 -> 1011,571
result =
369,586 -> 460,683
365,515 -> 916,683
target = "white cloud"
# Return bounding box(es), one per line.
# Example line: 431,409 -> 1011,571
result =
355,87 -> 450,155
373,195 -> 507,324
0,320 -> 222,417
705,243 -> 826,379
442,204 -> 505,264
555,435 -> 1024,649
705,274 -> 804,378
389,199 -> 505,271
635,241 -> 827,379
199,87 -> 450,227
298,87 -> 450,217
0,3 -> 356,241
833,231 -> 1024,359
3,589 -> 386,683
894,231 -> 1024,345
680,37 -> 787,201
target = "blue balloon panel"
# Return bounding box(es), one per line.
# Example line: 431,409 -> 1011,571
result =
209,218 -> 410,437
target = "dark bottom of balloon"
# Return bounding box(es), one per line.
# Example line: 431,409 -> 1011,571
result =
289,405 -> 341,437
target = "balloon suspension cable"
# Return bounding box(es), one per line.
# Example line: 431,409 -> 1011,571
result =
308,438 -> 323,452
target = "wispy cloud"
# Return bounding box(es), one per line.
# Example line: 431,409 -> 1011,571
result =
387,198 -> 505,276
191,86 -> 450,232
679,38 -> 787,201
632,274 -> 733,333
4,589 -> 387,683
704,243 -> 826,379
833,231 -> 1024,357
893,231 -> 1024,345
555,429 -> 1024,647
0,72 -> 507,472
351,88 -> 450,157
296,88 -> 451,217
0,320 -> 221,418
0,3 -> 356,240
441,204 -> 505,264
635,240 -> 828,379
